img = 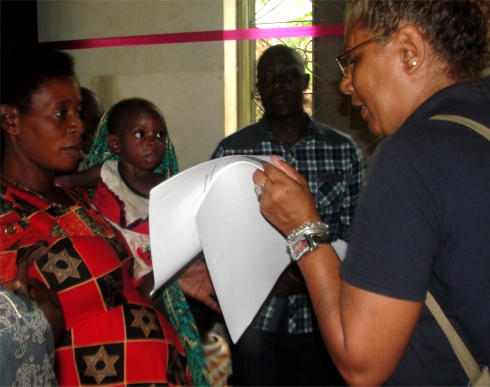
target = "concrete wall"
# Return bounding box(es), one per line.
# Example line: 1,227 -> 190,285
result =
37,0 -> 236,171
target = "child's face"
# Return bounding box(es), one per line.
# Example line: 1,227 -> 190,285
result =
110,105 -> 167,171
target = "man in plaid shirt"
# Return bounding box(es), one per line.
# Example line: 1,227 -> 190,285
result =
212,44 -> 364,386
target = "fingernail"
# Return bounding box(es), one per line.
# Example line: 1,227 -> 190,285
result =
13,280 -> 21,290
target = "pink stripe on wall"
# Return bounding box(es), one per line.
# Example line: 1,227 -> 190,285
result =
41,25 -> 345,51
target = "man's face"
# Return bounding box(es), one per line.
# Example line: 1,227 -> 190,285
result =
257,51 -> 309,120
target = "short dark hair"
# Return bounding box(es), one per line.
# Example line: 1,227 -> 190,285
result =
346,0 -> 490,81
107,98 -> 160,135
1,47 -> 76,112
257,44 -> 305,73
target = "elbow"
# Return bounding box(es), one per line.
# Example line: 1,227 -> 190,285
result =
341,372 -> 390,387
336,364 -> 392,386
342,374 -> 387,387
329,346 -> 400,386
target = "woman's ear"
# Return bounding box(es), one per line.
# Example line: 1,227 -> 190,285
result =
1,105 -> 19,134
107,133 -> 121,154
395,24 -> 426,74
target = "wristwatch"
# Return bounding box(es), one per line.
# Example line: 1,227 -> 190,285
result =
287,222 -> 330,261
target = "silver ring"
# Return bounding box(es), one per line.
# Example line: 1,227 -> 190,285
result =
254,180 -> 267,201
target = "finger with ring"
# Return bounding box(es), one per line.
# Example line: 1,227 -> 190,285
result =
254,179 -> 268,200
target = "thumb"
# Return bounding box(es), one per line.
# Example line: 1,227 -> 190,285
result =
270,155 -> 305,184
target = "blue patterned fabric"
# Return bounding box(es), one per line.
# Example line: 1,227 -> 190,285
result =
212,115 -> 365,334
0,288 -> 58,386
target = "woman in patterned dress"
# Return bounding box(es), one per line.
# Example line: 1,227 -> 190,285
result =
0,48 -> 195,386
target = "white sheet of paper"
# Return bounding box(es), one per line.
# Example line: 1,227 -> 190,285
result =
149,156 -> 290,342
194,162 -> 290,342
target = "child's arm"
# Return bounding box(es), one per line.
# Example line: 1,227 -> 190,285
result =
56,164 -> 102,189
137,272 -> 155,302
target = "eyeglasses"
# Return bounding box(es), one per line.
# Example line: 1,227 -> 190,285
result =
335,35 -> 383,78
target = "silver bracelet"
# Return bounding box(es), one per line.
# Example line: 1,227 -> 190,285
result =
286,222 -> 330,261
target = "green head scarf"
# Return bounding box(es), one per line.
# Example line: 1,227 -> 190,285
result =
85,97 -> 179,178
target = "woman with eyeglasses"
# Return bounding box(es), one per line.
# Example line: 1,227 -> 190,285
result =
252,1 -> 490,385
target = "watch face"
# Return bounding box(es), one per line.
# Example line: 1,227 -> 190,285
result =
287,222 -> 330,261
290,238 -> 311,261
292,239 -> 309,256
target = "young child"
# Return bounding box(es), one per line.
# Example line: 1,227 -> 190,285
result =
56,97 -> 212,386
57,98 -> 174,286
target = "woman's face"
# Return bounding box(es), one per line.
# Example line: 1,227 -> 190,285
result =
16,76 -> 83,173
339,24 -> 409,137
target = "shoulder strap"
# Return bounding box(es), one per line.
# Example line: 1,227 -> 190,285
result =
430,114 -> 490,141
425,291 -> 482,383
427,114 -> 489,385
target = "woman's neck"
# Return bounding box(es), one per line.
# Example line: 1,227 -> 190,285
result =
1,165 -> 55,194
1,160 -> 75,206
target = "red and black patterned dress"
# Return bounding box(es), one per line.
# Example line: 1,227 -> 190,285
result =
0,184 -> 191,386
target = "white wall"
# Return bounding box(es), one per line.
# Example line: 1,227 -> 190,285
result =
37,0 -> 236,171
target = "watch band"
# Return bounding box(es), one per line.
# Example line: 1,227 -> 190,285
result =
287,222 -> 330,261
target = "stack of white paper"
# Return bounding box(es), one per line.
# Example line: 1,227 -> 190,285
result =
149,155 -> 291,343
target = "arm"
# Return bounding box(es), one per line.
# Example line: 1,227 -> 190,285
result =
136,272 -> 155,302
2,246 -> 66,344
13,277 -> 66,344
300,246 -> 422,386
269,263 -> 305,297
55,164 -> 102,188
253,155 -> 422,386
178,252 -> 221,313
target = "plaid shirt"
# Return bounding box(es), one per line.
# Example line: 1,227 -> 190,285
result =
212,116 -> 364,333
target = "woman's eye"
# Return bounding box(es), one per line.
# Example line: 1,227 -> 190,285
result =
55,110 -> 67,118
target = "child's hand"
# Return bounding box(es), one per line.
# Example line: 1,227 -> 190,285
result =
14,278 -> 66,344
55,174 -> 72,188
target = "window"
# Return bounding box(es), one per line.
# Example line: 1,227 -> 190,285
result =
237,0 -> 379,162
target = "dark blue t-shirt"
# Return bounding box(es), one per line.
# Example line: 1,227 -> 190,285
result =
341,78 -> 490,385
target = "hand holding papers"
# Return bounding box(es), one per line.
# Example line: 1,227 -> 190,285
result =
149,155 -> 291,343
